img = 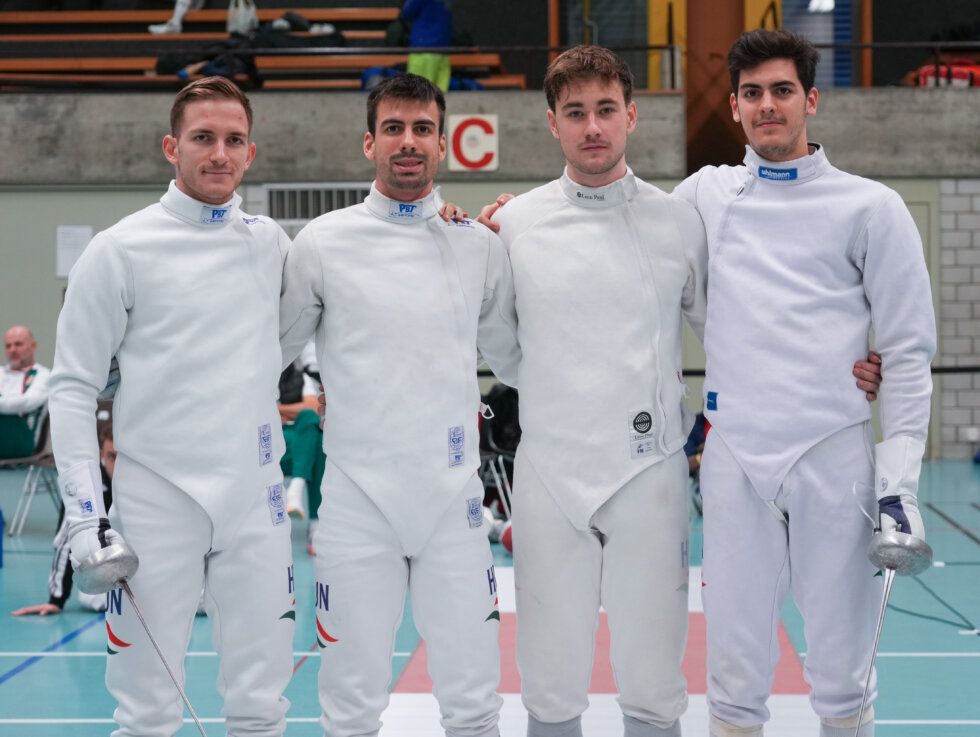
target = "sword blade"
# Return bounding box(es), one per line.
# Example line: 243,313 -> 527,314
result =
853,568 -> 895,737
120,580 -> 208,737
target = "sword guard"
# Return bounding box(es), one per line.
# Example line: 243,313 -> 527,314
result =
74,541 -> 139,594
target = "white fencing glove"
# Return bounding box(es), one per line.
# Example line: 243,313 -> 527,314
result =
59,459 -> 125,569
875,436 -> 926,541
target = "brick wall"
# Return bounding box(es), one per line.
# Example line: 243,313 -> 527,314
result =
939,178 -> 980,459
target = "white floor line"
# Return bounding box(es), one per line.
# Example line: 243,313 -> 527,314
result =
0,650 -> 412,658
4,701 -> 977,730
0,695 -> 818,734
875,721 -> 980,725
799,651 -> 980,658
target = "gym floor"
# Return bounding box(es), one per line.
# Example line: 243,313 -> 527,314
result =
1,461 -> 977,736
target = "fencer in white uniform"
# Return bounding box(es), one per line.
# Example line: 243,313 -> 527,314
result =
672,31 -> 936,737
278,74 -> 520,737
48,79 -> 295,737
489,47 -> 707,737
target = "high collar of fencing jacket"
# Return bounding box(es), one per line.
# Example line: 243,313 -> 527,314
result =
160,180 -> 241,227
742,143 -> 830,185
364,183 -> 443,224
558,167 -> 639,208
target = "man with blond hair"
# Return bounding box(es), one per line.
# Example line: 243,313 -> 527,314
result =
49,77 -> 295,737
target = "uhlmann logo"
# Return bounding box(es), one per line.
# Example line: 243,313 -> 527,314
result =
758,166 -> 797,181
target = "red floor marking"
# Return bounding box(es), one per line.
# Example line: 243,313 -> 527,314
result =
394,613 -> 808,695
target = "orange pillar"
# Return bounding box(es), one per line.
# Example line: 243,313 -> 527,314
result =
861,0 -> 873,88
548,0 -> 560,63
685,0 -> 745,173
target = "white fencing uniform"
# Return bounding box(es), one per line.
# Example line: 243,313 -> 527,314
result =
0,361 -> 50,454
494,170 -> 708,736
48,182 -> 295,737
279,185 -> 520,737
674,146 -> 936,734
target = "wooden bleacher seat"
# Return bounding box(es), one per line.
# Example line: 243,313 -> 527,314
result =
0,7 -> 528,90
0,7 -> 399,25
0,53 -> 504,74
0,30 -> 386,43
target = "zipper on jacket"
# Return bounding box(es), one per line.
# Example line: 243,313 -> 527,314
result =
623,204 -> 670,453
713,174 -> 755,258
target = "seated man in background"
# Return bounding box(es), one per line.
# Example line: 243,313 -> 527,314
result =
0,325 -> 50,459
280,341 -> 325,552
11,423 -> 115,616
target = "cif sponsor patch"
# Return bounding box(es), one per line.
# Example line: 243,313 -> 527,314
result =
267,483 -> 286,525
758,166 -> 797,181
258,423 -> 273,466
200,206 -> 230,224
467,497 -> 483,528
629,409 -> 656,458
448,425 -> 465,467
706,391 -> 718,411
389,200 -> 423,220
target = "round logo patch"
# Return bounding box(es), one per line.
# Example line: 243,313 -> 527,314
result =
632,412 -> 653,434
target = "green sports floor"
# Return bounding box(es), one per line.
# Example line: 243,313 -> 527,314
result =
0,460 -> 977,737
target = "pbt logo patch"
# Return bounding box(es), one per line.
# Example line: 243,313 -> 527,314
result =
389,200 -> 423,219
200,206 -> 230,224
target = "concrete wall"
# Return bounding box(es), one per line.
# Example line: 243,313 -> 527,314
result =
807,89 -> 980,178
0,91 -> 686,185
1,87 -> 977,458
3,89 -> 980,184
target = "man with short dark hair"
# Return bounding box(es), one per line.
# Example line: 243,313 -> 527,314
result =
673,29 -> 935,737
49,76 -> 295,737
279,72 -> 520,737
0,325 -> 50,459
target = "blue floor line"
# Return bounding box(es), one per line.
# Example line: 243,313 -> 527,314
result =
0,613 -> 105,686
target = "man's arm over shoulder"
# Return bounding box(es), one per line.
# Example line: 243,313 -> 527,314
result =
491,183 -> 560,249
49,232 -> 132,474
668,195 -> 708,343
476,228 -> 521,387
279,224 -> 324,370
671,169 -> 707,209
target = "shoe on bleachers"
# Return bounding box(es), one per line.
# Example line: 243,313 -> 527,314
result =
149,19 -> 182,34
285,477 -> 307,519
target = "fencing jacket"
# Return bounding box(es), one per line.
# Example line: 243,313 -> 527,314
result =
49,181 -> 288,522
279,184 -> 521,555
673,145 -> 936,500
494,169 -> 708,530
